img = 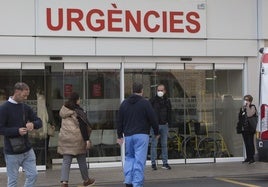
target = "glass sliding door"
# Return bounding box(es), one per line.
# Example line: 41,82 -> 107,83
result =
154,65 -> 185,160
21,64 -> 47,168
214,64 -> 244,159
154,63 -> 217,162
179,64 -> 216,162
85,69 -> 120,159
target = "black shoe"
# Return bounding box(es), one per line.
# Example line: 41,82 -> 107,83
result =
152,164 -> 157,170
126,184 -> 133,187
242,159 -> 250,163
248,159 -> 255,164
162,164 -> 171,170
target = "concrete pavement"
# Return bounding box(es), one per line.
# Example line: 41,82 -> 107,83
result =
0,161 -> 268,186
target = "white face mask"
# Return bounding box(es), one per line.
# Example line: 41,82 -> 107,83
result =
157,91 -> 164,97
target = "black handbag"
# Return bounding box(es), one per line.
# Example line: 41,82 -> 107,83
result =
9,136 -> 26,153
247,115 -> 258,133
246,105 -> 258,133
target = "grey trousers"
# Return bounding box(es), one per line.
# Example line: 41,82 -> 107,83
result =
60,153 -> 89,182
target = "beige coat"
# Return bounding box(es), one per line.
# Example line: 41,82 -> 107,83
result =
57,105 -> 86,155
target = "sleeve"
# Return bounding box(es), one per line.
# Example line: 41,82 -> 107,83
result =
117,103 -> 124,139
0,104 -> 7,135
26,104 -> 42,130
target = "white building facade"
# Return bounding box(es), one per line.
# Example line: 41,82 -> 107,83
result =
0,0 -> 268,170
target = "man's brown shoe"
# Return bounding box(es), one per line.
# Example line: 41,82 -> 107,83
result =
83,178 -> 95,186
61,182 -> 68,187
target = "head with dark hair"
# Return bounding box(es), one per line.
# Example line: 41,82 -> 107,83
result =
64,92 -> 80,110
244,94 -> 253,103
132,82 -> 143,94
12,82 -> 30,102
14,82 -> 29,91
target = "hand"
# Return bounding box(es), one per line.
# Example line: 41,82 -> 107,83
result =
86,140 -> 91,149
155,134 -> 160,139
25,122 -> 34,131
117,138 -> 124,145
19,127 -> 28,136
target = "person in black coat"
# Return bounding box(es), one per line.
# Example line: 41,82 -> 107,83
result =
117,82 -> 159,187
237,94 -> 257,164
150,84 -> 172,170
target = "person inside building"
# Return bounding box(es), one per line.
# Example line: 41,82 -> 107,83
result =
117,82 -> 159,187
29,89 -> 55,166
0,82 -> 42,187
150,84 -> 172,170
237,94 -> 257,164
57,92 -> 95,187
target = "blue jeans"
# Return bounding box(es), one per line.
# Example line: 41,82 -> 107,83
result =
150,124 -> 169,165
124,134 -> 149,187
5,148 -> 38,187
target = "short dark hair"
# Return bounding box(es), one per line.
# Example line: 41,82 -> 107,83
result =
14,82 -> 29,91
65,92 -> 80,110
244,94 -> 253,102
132,82 -> 143,93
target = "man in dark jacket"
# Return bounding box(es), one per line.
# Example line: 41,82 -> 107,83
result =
0,82 -> 42,187
150,84 -> 172,170
117,82 -> 159,187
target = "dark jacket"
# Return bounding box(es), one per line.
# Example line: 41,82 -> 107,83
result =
150,95 -> 172,125
117,94 -> 159,138
0,101 -> 42,154
237,104 -> 257,134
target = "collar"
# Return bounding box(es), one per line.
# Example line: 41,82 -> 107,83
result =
8,96 -> 18,104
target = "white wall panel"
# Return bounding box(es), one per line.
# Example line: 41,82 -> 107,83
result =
206,0 -> 257,39
0,37 -> 35,55
258,0 -> 268,39
64,63 -> 87,69
157,63 -> 184,70
0,62 -> 21,69
207,40 -> 258,56
36,37 -> 95,55
215,64 -> 244,70
96,38 -> 152,56
88,63 -> 120,69
153,39 -> 206,56
0,0 -> 35,35
124,62 -> 155,69
22,63 -> 45,69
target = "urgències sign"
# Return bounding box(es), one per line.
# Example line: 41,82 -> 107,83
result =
37,0 -> 206,38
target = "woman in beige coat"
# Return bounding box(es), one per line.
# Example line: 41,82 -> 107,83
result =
57,92 -> 95,187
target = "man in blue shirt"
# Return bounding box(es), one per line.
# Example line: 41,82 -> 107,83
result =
0,82 -> 42,187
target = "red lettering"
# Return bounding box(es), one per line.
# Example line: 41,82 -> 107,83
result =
46,8 -> 63,31
108,9 -> 123,32
45,7 -> 202,35
67,9 -> 85,31
186,12 -> 200,33
86,9 -> 105,31
125,10 -> 141,32
162,11 -> 167,33
144,11 -> 160,32
170,11 -> 184,33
